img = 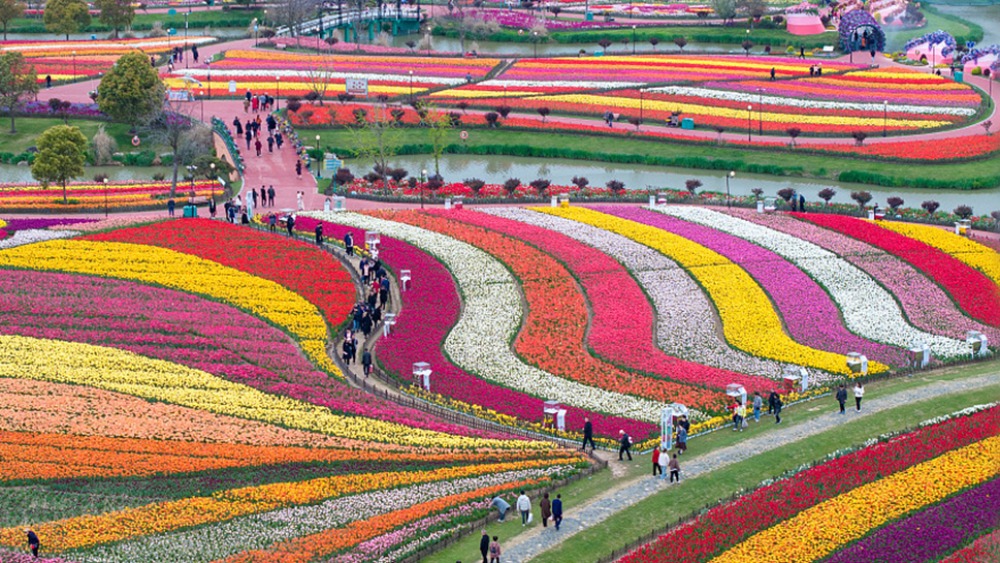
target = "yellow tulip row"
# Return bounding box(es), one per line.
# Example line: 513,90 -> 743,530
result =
430,89 -> 539,99
0,239 -> 332,368
162,79 -> 421,97
0,458 -> 575,551
222,49 -> 501,67
539,208 -> 884,375
535,94 -> 951,128
873,221 -> 1000,287
531,56 -> 853,74
709,435 -> 1000,563
0,334 -> 547,451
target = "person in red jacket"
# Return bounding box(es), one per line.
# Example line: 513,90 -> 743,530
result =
652,445 -> 661,477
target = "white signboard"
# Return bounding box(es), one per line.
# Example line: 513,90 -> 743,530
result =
345,77 -> 369,97
167,89 -> 192,102
228,80 -> 237,93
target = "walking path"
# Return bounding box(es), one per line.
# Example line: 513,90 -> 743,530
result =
498,369 -> 999,562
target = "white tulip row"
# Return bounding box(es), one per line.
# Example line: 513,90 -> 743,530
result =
174,68 -> 466,84
481,207 -> 788,379
653,207 -> 969,358
0,229 -> 79,249
68,466 -> 573,563
646,86 -> 978,116
480,79 -> 644,89
307,212 -> 664,421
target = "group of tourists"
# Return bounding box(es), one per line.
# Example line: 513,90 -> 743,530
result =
484,490 -> 564,560
235,112 -> 284,157
835,382 -> 865,414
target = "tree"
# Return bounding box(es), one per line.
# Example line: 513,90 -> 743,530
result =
463,177 -> 485,197
737,0 -> 766,26
496,105 -> 512,119
334,167 -> 355,187
425,108 -> 453,176
536,107 -> 550,123
714,126 -> 725,144
711,0 -> 737,25
991,210 -> 1000,232
31,125 -> 87,203
921,200 -> 940,215
851,131 -> 868,146
273,0 -> 320,36
349,105 -> 402,185
850,190 -> 872,211
606,179 -> 625,196
457,101 -> 469,114
649,37 -> 660,51
0,0 -> 25,41
571,176 -> 588,190
751,187 -> 763,200
484,112 -> 499,128
0,51 -> 38,133
818,188 -> 836,205
685,179 -> 702,196
146,105 -> 197,196
786,127 -> 801,147
503,177 -> 520,198
94,0 -> 134,38
953,205 -> 973,219
91,124 -> 117,165
43,0 -> 90,39
598,38 -> 611,51
741,39 -> 753,56
98,51 -> 165,131
982,120 -> 993,136
777,187 -> 794,205
305,63 -> 336,104
672,36 -> 686,51
529,178 -> 550,197
886,196 -> 904,211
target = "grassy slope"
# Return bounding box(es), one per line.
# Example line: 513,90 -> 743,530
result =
6,9 -> 260,33
0,118 -> 135,153
428,361 -> 1000,563
314,127 -> 1000,189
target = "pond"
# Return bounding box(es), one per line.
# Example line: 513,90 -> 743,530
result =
1,28 -> 248,41
931,4 -> 1000,45
344,154 -> 1000,211
389,33 -> 736,56
0,165 -> 178,184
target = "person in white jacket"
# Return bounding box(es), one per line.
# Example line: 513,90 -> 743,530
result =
516,491 -> 531,526
854,383 -> 865,411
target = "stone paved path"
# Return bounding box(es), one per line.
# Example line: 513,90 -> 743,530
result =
499,370 -> 999,562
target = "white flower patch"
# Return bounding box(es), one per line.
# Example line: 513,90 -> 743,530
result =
480,79 -> 644,90
306,211 -> 663,421
646,86 -> 978,116
482,207 -> 788,379
653,206 -> 969,358
0,229 -> 79,249
175,68 -> 467,85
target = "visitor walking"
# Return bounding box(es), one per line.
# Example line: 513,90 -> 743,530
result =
489,496 -> 510,522
297,191 -> 304,211
489,536 -> 502,563
768,389 -> 779,415
652,445 -> 661,477
296,159 -> 303,178
268,185 -> 275,206
362,349 -> 372,377
208,198 -> 216,218
286,213 -> 295,236
854,382 -> 865,411
344,232 -> 354,256
251,188 -> 258,209
668,453 -> 680,482
167,198 -> 176,217
516,490 -> 531,526
260,186 -> 267,208
268,212 -> 277,232
254,138 -> 262,157
658,446 -> 669,479
552,494 -> 563,530
770,67 -> 776,80
315,223 -> 323,245
836,384 -> 847,414
752,391 -> 763,422
676,423 -> 687,455
25,528 -> 39,558
267,136 -> 274,153
774,393 -> 783,424
480,529 -> 490,563
233,117 -> 242,135
581,417 -> 595,452
540,492 -> 551,528
735,401 -> 746,431
618,429 -> 632,461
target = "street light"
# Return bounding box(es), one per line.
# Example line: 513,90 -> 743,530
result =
184,11 -> 189,41
420,168 -> 427,209
276,76 -> 281,109
757,87 -> 763,135
882,100 -> 888,137
725,170 -> 734,208
210,162 -> 216,202
199,90 -> 204,121
408,69 -> 414,101
632,25 -> 636,54
532,31 -> 538,58
72,50 -> 76,79
206,60 -> 211,99
747,104 -> 752,142
639,87 -> 643,122
103,177 -> 109,217
314,135 -> 323,178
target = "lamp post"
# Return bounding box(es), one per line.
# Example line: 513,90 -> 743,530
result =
408,69 -> 414,101
210,162 -> 216,202
72,50 -> 76,79
747,104 -> 752,142
757,87 -> 763,136
206,60 -> 211,99
103,177 -> 109,217
882,100 -> 888,137
276,76 -> 281,109
420,168 -> 427,209
199,90 -> 204,121
184,11 -> 189,41
632,25 -> 636,54
639,87 -> 643,122
532,31 -> 538,58
315,135 -> 322,179
725,170 -> 734,208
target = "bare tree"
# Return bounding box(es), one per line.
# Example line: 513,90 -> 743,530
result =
349,104 -> 402,185
305,62 -> 336,104
273,0 -> 320,36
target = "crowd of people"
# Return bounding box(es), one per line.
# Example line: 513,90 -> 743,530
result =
341,248 -> 392,374
483,490 -> 564,562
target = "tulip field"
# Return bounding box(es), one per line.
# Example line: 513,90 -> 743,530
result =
0,180 -> 220,212
620,404 -> 1000,563
0,218 -> 584,562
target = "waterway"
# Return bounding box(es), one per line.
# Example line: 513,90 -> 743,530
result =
388,33 -> 737,56
931,5 -> 1000,45
0,165 -> 176,184
344,154 -> 999,211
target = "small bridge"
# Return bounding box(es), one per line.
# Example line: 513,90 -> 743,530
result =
275,6 -> 424,40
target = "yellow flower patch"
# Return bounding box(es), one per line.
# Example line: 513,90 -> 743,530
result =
874,221 -> 1000,287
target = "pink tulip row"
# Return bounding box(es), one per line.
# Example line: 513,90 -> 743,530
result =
296,216 -> 657,440
0,269 -> 504,439
432,209 -> 778,392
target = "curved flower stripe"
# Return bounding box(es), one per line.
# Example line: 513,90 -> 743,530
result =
938,527 -> 1000,563
709,435 -> 1000,563
64,467 -> 573,563
0,334 -> 544,450
822,477 -> 1000,563
0,268 -> 491,439
0,456 -> 569,552
0,239 -> 336,373
483,208 -> 788,379
654,207 -> 969,358
601,207 -> 905,366
216,478 -> 544,563
375,210 -> 726,410
0,229 -> 79,250
86,219 -> 356,345
543,207 -> 853,374
620,405 -> 1000,563
304,211 -> 666,423
793,214 -> 1000,328
293,215 -> 652,440
872,221 -> 1000,288
449,208 -> 773,393
725,209 -> 1000,344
